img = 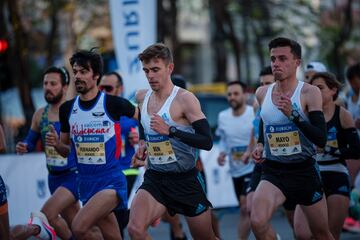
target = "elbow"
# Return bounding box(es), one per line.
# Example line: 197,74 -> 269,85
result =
203,140 -> 213,151
317,136 -> 327,149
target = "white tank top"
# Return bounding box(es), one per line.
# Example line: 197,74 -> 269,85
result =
69,92 -> 120,175
260,81 -> 316,163
141,86 -> 197,172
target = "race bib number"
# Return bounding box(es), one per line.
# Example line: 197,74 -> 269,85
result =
325,130 -> 338,149
230,146 -> 247,162
266,124 -> 302,156
74,135 -> 106,165
146,134 -> 177,165
45,146 -> 67,167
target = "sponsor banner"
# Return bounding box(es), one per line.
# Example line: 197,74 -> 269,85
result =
0,146 -> 237,226
109,0 -> 157,98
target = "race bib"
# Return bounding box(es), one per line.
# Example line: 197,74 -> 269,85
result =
74,135 -> 106,165
45,146 -> 67,167
146,134 -> 177,165
266,124 -> 302,156
230,146 -> 247,162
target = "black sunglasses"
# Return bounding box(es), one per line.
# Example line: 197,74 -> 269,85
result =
99,85 -> 114,92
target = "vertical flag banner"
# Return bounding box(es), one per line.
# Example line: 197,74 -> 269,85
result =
109,0 -> 157,98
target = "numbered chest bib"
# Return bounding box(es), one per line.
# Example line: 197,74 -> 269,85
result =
45,145 -> 68,167
74,135 -> 106,165
266,124 -> 302,156
230,146 -> 247,162
146,134 -> 177,165
317,127 -> 339,158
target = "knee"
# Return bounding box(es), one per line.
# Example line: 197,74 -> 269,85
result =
127,220 -> 146,239
250,212 -> 268,233
71,221 -> 87,239
40,208 -> 57,224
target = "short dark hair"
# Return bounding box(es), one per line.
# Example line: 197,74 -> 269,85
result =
268,37 -> 302,59
104,71 -> 123,86
309,72 -> 341,101
171,74 -> 186,89
259,66 -> 272,76
139,43 -> 173,64
227,81 -> 247,91
43,66 -> 70,86
70,48 -> 104,84
346,62 -> 360,82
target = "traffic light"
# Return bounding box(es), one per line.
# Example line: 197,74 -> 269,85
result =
0,39 -> 8,54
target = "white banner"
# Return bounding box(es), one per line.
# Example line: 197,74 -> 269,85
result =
0,147 -> 237,227
200,145 -> 238,208
109,0 -> 157,98
0,153 -> 51,225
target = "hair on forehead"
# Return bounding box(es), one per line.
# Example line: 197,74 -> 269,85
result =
227,80 -> 247,91
268,37 -> 302,59
139,43 -> 173,64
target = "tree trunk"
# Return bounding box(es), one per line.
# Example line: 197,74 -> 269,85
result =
6,0 -> 35,129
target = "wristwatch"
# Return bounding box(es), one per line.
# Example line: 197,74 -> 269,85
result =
169,126 -> 177,137
289,109 -> 300,122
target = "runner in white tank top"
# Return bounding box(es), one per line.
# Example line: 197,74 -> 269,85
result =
250,37 -> 334,240
128,43 -> 217,240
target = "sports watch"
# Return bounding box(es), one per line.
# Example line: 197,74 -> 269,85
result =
289,109 -> 300,122
169,126 -> 177,137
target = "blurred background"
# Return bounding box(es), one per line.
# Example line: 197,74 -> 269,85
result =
0,0 -> 360,151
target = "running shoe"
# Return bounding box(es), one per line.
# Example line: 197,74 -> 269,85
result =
342,216 -> 360,233
28,211 -> 57,240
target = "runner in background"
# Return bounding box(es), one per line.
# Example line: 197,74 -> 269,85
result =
99,71 -> 139,238
15,66 -> 79,240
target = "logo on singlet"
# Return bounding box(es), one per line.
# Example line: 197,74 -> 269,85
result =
92,112 -> 105,117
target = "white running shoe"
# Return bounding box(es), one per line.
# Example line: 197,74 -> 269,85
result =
27,211 -> 57,240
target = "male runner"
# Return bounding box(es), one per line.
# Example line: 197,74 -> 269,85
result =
251,37 -> 333,239
216,80 -> 254,239
15,66 -> 77,240
47,49 -> 138,240
99,71 -> 139,237
128,43 -> 216,240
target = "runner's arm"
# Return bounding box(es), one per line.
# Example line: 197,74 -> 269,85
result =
55,101 -> 72,157
338,107 -> 360,159
170,92 -> 213,150
291,86 -> 327,148
17,109 -> 42,153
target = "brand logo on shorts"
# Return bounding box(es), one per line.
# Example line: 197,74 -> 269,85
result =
338,185 -> 348,193
195,203 -> 206,214
312,191 -> 322,203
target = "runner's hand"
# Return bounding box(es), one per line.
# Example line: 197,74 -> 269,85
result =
16,142 -> 28,154
128,128 -> 139,146
275,93 -> 292,117
150,114 -> 170,135
241,151 -> 251,164
45,125 -> 59,147
217,152 -> 226,166
131,141 -> 147,167
252,143 -> 265,163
